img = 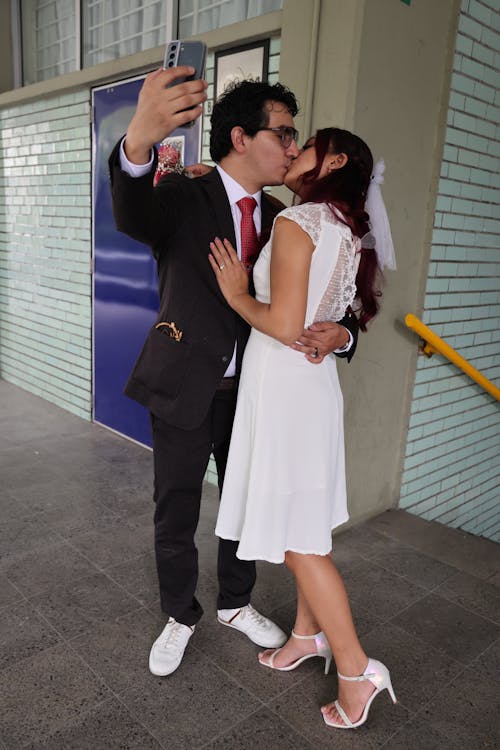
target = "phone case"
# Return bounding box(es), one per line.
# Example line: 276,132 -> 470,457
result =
163,40 -> 207,83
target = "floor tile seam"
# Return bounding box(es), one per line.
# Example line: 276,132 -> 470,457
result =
393,662 -> 500,735
197,705 -> 267,750
18,593 -> 70,644
16,695 -> 126,750
390,543 -> 499,583
0,618 -> 83,678
349,593 -> 395,629
371,545 -> 463,582
113,692 -> 171,750
383,606 -> 495,669
62,535 -> 151,578
467,632 -> 500,664
143,599 -> 165,621
189,632 -> 321,707
91,563 -> 160,612
397,663 -> 470,716
0,574 -> 31,608
22,561 -> 144,612
5,539 -> 109,599
349,580 -> 429,625
429,583 -> 500,627
362,555 -> 461,597
62,601 -> 148,646
117,678 -> 262,750
63,637 -> 146,706
378,709 -> 435,749
183,641 -> 287,706
265,704 -> 323,749
364,517 -> 495,564
377,585 -> 452,624
51,508 -> 125,538
376,691 -> 434,748
25,573 -> 150,645
257,669 -> 316,705
485,569 -> 500,587
367,617 -> 466,670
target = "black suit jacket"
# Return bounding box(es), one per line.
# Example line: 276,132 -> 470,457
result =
108,141 -> 358,430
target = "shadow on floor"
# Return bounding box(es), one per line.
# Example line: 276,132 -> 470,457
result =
0,380 -> 498,749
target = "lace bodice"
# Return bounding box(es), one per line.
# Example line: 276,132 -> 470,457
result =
254,203 -> 359,325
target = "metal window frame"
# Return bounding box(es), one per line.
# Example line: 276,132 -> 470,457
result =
16,0 -> 177,86
10,0 -> 23,87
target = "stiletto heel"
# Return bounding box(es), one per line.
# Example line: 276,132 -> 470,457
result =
322,658 -> 397,729
258,630 -> 332,673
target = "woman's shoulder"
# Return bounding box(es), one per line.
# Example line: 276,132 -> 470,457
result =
276,202 -> 324,232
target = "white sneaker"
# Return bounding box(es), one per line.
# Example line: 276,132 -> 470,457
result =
149,617 -> 195,676
217,604 -> 287,648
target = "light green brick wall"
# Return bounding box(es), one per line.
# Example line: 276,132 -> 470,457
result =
399,0 -> 500,542
0,90 -> 92,418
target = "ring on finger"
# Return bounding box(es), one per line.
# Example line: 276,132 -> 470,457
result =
219,263 -> 225,271
312,346 -> 319,358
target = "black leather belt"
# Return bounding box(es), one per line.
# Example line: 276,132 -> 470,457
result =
217,377 -> 238,391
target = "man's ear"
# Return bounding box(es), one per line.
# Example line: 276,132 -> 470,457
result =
230,126 -> 248,154
328,152 -> 348,171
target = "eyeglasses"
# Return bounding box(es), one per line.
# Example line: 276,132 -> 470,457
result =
256,126 -> 299,148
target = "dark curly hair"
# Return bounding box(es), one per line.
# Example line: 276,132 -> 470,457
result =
301,127 -> 382,330
210,79 -> 298,162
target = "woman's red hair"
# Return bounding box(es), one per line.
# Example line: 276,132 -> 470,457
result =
301,128 -> 382,330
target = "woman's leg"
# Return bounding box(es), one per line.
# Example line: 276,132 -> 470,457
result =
286,551 -> 375,725
259,571 -> 322,667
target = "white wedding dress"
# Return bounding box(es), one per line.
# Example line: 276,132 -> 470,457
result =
215,202 -> 360,563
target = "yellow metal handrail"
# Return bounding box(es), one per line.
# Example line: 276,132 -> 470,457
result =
405,313 -> 500,401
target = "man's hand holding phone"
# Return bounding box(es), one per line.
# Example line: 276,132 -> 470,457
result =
124,66 -> 208,166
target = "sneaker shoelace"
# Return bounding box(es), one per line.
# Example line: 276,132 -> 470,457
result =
159,620 -> 187,650
244,605 -> 268,628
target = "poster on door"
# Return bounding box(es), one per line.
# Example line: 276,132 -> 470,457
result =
92,75 -> 202,445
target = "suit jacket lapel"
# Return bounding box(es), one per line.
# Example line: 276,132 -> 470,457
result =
199,169 -> 237,248
259,193 -> 283,251
261,193 -> 278,233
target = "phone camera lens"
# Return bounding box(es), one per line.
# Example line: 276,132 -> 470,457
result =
168,61 -> 174,67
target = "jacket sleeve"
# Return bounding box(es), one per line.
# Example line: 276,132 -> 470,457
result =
334,310 -> 359,363
108,138 -> 182,251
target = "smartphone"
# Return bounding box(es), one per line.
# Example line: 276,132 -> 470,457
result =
163,39 -> 207,83
163,40 -> 207,126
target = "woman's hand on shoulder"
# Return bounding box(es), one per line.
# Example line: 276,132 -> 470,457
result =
209,237 -> 249,307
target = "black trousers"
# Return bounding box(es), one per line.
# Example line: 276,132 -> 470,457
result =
150,387 -> 256,626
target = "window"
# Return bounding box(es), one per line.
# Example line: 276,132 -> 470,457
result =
82,1 -> 167,68
21,0 -> 78,84
20,0 -> 169,84
19,0 -> 283,85
179,0 -> 283,37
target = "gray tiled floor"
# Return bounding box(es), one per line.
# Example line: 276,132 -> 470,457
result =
0,379 -> 499,749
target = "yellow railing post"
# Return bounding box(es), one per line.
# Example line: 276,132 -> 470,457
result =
405,313 -> 500,401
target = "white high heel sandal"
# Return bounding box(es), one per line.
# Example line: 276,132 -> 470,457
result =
258,630 -> 332,674
322,658 -> 397,729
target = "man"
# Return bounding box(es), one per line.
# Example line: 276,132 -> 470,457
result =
109,66 -> 358,676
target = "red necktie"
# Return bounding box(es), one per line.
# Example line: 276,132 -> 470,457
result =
237,196 -> 259,275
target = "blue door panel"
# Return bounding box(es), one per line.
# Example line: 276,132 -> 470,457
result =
92,76 -> 201,445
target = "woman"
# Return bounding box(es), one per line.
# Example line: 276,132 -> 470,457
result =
208,128 -> 396,730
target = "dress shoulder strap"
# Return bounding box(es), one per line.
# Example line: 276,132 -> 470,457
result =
276,203 -> 325,246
